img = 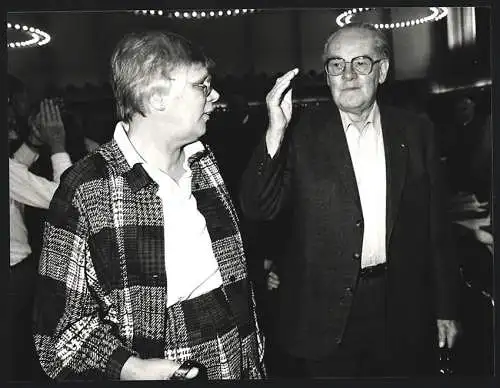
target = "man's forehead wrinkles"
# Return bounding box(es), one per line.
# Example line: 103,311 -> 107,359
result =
328,42 -> 375,60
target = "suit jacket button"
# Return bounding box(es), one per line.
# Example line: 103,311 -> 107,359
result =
352,252 -> 361,260
356,219 -> 363,227
345,287 -> 353,295
336,337 -> 342,345
257,162 -> 264,175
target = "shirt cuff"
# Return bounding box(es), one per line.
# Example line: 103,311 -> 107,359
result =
13,143 -> 39,167
51,152 -> 72,182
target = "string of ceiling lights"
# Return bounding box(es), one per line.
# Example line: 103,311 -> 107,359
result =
7,22 -> 51,49
132,8 -> 259,20
7,8 -> 449,49
336,7 -> 449,29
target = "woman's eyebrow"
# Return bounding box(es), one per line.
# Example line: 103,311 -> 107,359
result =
192,73 -> 210,84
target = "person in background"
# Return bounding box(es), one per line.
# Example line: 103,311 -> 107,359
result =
446,95 -> 492,203
9,77 -> 72,381
33,30 -> 265,380
23,95 -> 92,261
240,22 -> 461,377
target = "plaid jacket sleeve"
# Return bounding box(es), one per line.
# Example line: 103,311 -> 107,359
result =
33,166 -> 136,380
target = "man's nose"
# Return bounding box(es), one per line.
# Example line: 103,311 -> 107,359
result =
342,63 -> 357,80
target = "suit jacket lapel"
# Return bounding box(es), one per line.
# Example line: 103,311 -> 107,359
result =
380,106 -> 408,247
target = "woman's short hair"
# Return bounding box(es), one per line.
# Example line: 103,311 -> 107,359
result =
110,31 -> 214,123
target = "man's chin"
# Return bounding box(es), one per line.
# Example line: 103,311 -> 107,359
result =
337,98 -> 374,114
339,103 -> 365,115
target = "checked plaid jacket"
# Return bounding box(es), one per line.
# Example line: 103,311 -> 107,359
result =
33,138 -> 265,380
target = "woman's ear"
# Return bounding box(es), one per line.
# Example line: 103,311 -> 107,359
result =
149,93 -> 166,111
146,80 -> 173,113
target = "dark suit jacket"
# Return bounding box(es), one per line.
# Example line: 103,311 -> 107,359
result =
239,101 -> 461,371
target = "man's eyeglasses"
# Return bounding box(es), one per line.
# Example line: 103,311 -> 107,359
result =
324,55 -> 385,76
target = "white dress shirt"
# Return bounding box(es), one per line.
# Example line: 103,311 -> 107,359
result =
340,102 -> 387,268
9,143 -> 72,266
114,122 -> 223,307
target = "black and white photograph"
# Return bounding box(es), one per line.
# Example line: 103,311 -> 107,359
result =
7,3 -> 494,383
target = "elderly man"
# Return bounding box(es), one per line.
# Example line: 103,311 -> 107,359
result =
34,31 -> 265,380
240,22 -> 461,377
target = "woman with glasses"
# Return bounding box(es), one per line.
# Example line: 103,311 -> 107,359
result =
33,31 -> 265,381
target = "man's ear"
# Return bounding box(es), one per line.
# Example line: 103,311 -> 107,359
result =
325,73 -> 332,88
378,59 -> 390,85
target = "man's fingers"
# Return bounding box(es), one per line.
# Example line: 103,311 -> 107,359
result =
447,335 -> 455,348
48,99 -> 57,118
54,105 -> 63,123
40,100 -> 48,123
283,88 -> 293,105
267,281 -> 278,290
281,89 -> 293,114
267,68 -> 299,105
446,323 -> 459,348
52,101 -> 61,118
268,272 -> 279,281
277,68 -> 299,84
48,100 -> 61,122
39,99 -> 58,123
437,320 -> 460,348
267,272 -> 280,289
437,322 -> 446,348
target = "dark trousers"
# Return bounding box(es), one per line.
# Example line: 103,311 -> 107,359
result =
8,255 -> 48,381
270,272 -> 390,378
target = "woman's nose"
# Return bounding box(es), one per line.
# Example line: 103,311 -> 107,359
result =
208,88 -> 220,103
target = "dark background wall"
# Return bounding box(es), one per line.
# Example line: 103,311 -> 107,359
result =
8,7 -> 490,101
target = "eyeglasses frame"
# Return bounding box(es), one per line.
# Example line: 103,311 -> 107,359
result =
324,55 -> 386,76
